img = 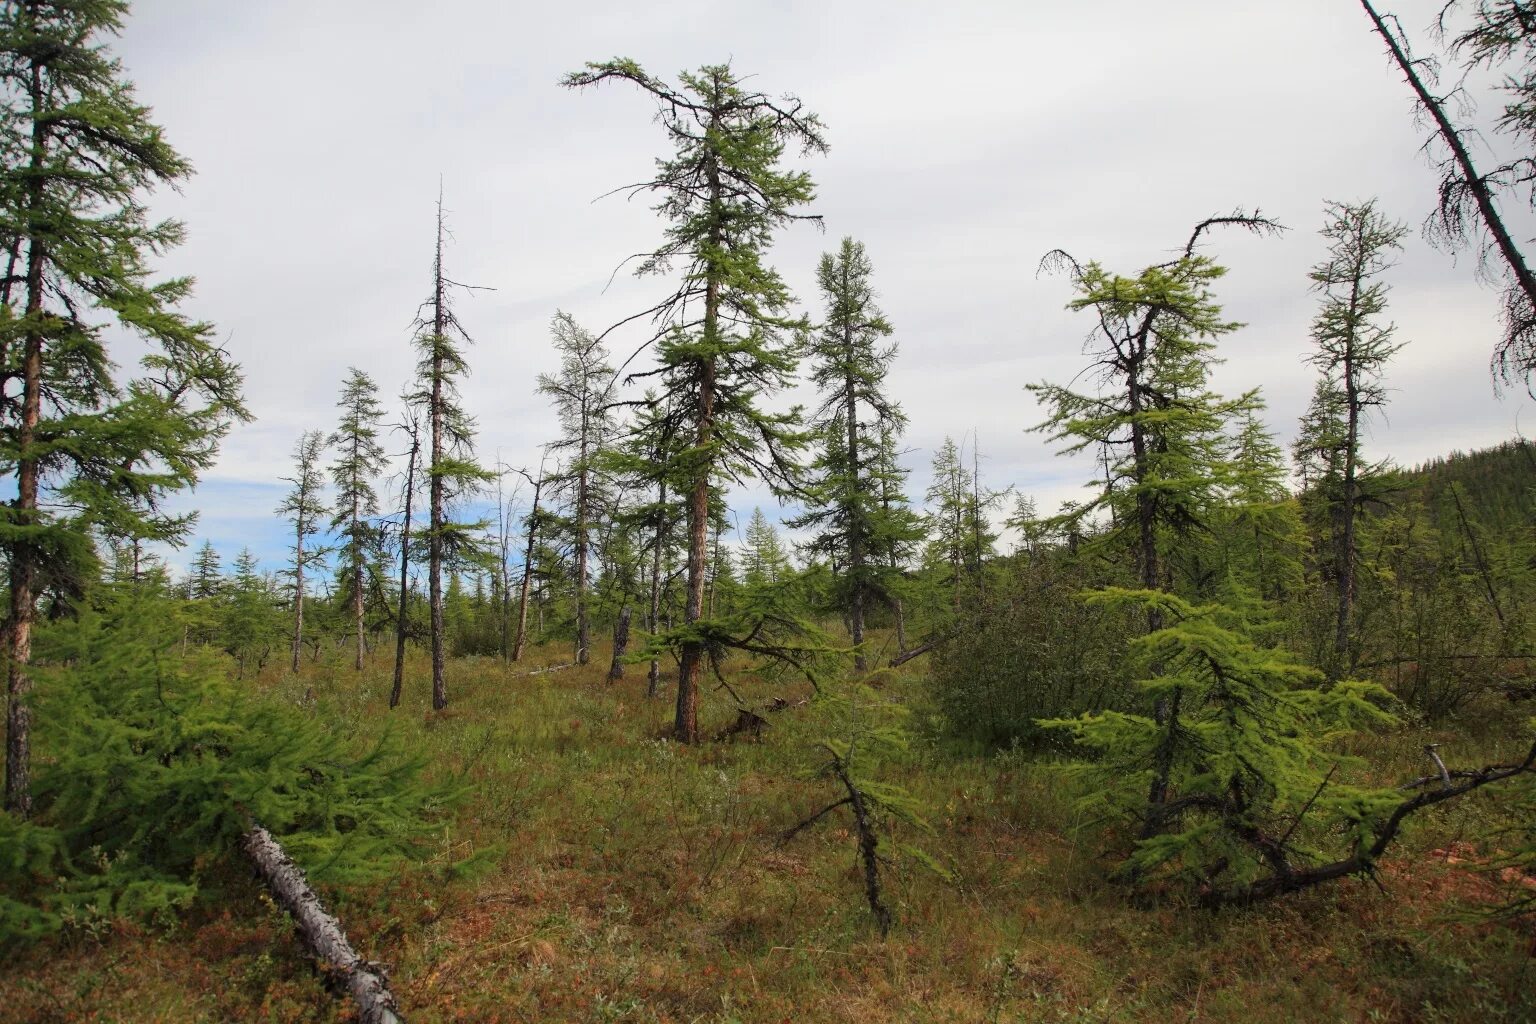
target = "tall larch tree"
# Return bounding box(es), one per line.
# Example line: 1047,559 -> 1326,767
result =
329,368 -> 387,671
0,0 -> 246,814
1305,199 -> 1406,674
411,190 -> 490,710
564,60 -> 827,743
277,431 -> 327,675
789,237 -> 902,671
537,311 -> 616,666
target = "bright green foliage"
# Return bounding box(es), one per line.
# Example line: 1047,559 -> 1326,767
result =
1042,588 -> 1399,891
0,579 -> 456,945
1030,243 -> 1267,602
790,675 -> 947,935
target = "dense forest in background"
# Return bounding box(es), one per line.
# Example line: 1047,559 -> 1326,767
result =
9,2 -> 1536,1022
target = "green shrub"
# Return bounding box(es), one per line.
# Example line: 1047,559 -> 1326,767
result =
929,555 -> 1137,748
0,581 -> 457,946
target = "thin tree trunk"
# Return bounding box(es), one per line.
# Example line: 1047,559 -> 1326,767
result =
513,466 -> 543,662
390,421 -> 420,709
429,198 -> 447,711
609,605 -> 631,682
575,430 -> 590,665
647,475 -> 666,697
677,139 -> 723,746
242,826 -> 405,1024
291,527 -> 305,674
7,58 -> 45,816
844,304 -> 867,672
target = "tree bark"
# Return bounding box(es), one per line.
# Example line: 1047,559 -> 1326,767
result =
389,420 -> 420,709
609,605 -> 631,682
512,466 -> 542,662
647,476 -> 666,698
7,59 -> 46,816
242,826 -> 406,1024
428,200 -> 448,712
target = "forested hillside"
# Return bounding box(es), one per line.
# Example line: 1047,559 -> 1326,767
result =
9,2 -> 1536,1023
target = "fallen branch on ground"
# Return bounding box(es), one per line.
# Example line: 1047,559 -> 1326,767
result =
242,825 -> 405,1024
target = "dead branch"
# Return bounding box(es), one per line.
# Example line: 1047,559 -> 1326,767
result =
242,826 -> 405,1024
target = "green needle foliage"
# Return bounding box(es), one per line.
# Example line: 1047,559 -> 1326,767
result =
785,677 -> 946,937
0,0 -> 248,815
0,579 -> 457,946
564,58 -> 827,741
1042,588 -> 1399,899
330,368 -> 388,672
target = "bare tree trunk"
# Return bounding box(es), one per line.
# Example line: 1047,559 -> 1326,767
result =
428,198 -> 448,712
676,356 -> 713,744
647,475 -> 666,698
513,464 -> 543,662
390,418 -> 420,709
242,826 -> 405,1024
291,528 -> 305,675
575,427 -> 590,665
609,605 -> 631,682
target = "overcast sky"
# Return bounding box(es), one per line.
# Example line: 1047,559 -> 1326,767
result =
109,0 -> 1536,573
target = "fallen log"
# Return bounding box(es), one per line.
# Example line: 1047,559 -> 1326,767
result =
889,635 -> 948,668
242,825 -> 406,1024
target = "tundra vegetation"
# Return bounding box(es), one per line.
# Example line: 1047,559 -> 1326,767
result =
6,3 -> 1536,1022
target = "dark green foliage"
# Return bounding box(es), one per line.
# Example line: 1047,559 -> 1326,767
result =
0,580 -> 455,946
931,554 -> 1137,748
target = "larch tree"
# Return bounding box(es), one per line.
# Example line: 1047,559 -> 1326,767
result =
410,191 -> 491,710
329,368 -> 387,671
1030,212 -> 1282,824
537,311 -> 616,666
789,237 -> 904,671
563,59 -> 828,743
389,399 -> 422,708
0,0 -> 247,814
277,431 -> 327,675
1305,199 -> 1406,674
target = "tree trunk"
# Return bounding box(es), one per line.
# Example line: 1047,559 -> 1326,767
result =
390,421 -> 420,709
242,826 -> 405,1024
609,605 -> 631,682
429,202 -> 448,712
647,487 -> 666,699
4,65 -> 44,817
843,312 -> 866,672
291,530 -> 305,675
575,429 -> 590,665
512,468 -> 542,662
